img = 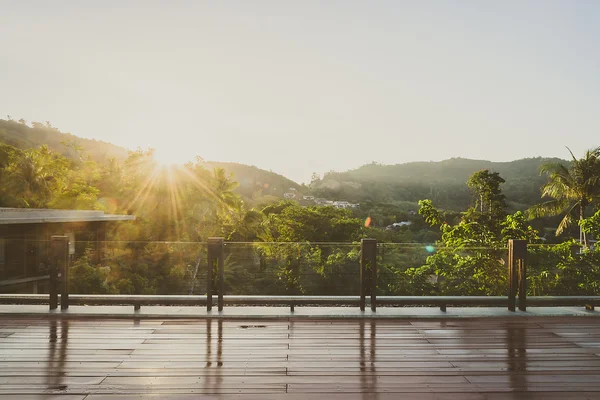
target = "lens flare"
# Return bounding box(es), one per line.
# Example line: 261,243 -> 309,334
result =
365,217 -> 371,227
425,245 -> 435,253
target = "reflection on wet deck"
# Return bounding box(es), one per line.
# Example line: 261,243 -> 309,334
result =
0,317 -> 599,399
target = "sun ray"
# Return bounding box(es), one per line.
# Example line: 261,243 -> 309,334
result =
167,166 -> 183,241
124,166 -> 161,213
179,164 -> 221,203
171,169 -> 190,241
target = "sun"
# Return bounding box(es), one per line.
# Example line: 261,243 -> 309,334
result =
153,147 -> 182,167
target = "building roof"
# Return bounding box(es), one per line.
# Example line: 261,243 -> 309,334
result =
0,208 -> 135,225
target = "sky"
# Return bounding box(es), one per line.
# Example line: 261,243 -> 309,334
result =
1,1 -> 599,183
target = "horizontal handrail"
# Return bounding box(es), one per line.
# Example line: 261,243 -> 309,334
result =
0,294 -> 597,312
527,296 -> 600,306
0,294 -> 360,306
0,275 -> 50,287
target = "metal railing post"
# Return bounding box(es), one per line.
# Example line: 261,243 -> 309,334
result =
508,239 -> 527,312
218,241 -> 224,312
49,240 -> 58,311
370,241 -> 377,312
517,242 -> 527,312
51,236 -> 69,310
360,238 -> 377,311
360,240 -> 366,311
207,240 -> 214,311
207,238 -> 224,312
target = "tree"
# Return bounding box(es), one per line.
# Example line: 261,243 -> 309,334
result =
260,202 -> 363,243
410,171 -> 539,296
257,202 -> 363,294
467,170 -> 506,218
309,172 -> 320,187
580,209 -> 600,240
3,146 -> 68,207
69,251 -> 114,294
501,211 -> 539,243
211,167 -> 240,213
210,167 -> 242,233
418,199 -> 445,226
528,147 -> 600,246
224,206 -> 265,241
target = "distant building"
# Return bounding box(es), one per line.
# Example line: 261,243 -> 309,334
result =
303,196 -> 315,201
386,221 -> 413,230
0,208 -> 134,293
332,201 -> 359,209
284,193 -> 296,199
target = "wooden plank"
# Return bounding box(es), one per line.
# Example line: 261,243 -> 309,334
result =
1,316 -> 600,397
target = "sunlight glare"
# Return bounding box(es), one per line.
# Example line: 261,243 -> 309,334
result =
153,147 -> 183,167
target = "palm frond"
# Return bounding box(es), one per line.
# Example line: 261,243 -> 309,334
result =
555,202 -> 579,235
556,213 -> 575,236
527,199 -> 572,219
539,162 -> 570,177
566,146 -> 577,163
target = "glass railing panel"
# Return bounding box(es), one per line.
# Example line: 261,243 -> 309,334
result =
527,244 -> 600,296
69,240 -> 208,295
2,238 -> 597,299
0,238 -> 52,294
223,242 -> 361,295
377,243 -> 509,296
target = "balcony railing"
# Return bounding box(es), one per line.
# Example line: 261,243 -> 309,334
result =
0,237 -> 598,312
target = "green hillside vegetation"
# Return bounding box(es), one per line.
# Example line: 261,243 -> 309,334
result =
0,119 -> 303,203
0,118 -> 128,162
311,157 -> 568,212
208,161 -> 303,205
1,118 -> 571,213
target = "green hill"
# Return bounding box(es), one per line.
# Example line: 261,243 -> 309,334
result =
208,161 -> 303,204
311,157 -> 567,211
0,119 -> 128,162
0,118 -> 303,203
1,118 -> 571,211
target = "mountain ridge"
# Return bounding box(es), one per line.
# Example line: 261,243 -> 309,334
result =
1,118 -> 566,210
311,157 -> 568,211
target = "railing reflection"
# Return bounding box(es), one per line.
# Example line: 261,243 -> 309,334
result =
507,324 -> 528,391
46,319 -> 68,391
203,319 -> 223,392
359,320 -> 377,397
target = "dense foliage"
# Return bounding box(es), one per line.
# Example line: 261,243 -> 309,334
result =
0,118 -> 598,297
0,118 -> 127,162
310,157 -> 568,212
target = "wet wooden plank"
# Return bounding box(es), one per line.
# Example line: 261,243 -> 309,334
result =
0,316 -> 600,397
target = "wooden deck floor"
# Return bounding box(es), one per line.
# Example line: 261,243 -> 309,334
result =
0,317 -> 599,399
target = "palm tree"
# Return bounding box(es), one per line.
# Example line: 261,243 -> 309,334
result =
226,207 -> 265,241
212,168 -> 239,205
528,147 -> 600,246
7,149 -> 56,207
211,168 -> 240,217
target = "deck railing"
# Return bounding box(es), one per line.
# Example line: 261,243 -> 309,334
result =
0,237 -> 598,312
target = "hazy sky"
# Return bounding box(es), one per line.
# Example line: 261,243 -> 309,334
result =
1,1 -> 599,182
